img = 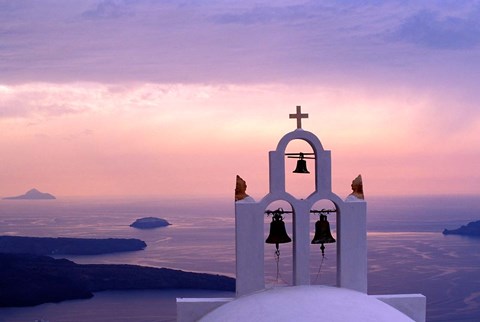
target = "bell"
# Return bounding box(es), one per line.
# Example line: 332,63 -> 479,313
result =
293,159 -> 310,174
311,214 -> 336,245
266,213 -> 292,249
311,214 -> 335,257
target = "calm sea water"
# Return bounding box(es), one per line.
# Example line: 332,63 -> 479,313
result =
0,195 -> 479,322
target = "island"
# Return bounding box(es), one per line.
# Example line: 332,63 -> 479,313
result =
0,253 -> 235,307
3,188 -> 56,200
130,217 -> 171,229
443,220 -> 480,236
0,236 -> 147,255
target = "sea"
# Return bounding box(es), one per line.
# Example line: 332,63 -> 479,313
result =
0,195 -> 479,322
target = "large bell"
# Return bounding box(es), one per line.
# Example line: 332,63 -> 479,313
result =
311,214 -> 336,256
266,213 -> 292,249
293,159 -> 310,174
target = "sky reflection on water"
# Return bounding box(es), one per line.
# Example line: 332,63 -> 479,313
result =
0,196 -> 479,321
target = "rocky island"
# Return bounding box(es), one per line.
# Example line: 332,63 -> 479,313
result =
443,220 -> 480,236
0,236 -> 147,255
3,188 -> 56,200
0,253 -> 235,307
130,217 -> 171,229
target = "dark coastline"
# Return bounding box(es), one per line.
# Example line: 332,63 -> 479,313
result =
0,236 -> 147,255
0,253 -> 235,307
442,220 -> 480,236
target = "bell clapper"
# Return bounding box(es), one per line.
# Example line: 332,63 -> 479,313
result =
320,243 -> 326,257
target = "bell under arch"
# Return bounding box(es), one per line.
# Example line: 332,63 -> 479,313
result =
285,139 -> 315,199
263,200 -> 293,286
268,129 -> 332,196
310,198 -> 338,286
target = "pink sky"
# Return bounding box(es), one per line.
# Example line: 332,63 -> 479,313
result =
1,1 -> 479,199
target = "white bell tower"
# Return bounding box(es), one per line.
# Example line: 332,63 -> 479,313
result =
235,105 -> 367,295
177,106 -> 426,322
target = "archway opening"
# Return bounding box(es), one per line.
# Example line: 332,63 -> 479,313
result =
264,200 -> 293,287
310,199 -> 337,286
285,139 -> 315,199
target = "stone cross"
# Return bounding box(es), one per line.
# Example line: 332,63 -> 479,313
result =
289,105 -> 308,129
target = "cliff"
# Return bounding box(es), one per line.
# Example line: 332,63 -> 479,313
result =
443,220 -> 480,236
0,236 -> 147,255
0,253 -> 235,307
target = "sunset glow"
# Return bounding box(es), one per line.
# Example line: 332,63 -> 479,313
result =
1,1 -> 479,199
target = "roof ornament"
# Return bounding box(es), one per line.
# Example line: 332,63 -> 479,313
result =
346,175 -> 365,201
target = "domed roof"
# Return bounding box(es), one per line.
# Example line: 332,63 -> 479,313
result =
200,285 -> 414,322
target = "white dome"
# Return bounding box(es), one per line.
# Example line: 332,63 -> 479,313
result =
200,285 -> 414,322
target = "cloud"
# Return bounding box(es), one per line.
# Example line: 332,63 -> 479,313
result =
0,0 -> 479,93
0,1 -> 393,84
0,101 -> 84,119
388,9 -> 480,49
210,4 -> 323,25
0,82 -> 234,121
81,0 -> 134,20
0,84 -> 90,118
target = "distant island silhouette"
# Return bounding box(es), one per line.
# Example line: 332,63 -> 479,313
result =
0,253 -> 235,307
0,236 -> 147,255
130,217 -> 171,229
443,220 -> 480,237
3,188 -> 56,200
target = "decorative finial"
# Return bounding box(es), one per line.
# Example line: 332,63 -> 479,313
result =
235,175 -> 249,201
346,174 -> 364,200
289,105 -> 308,129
